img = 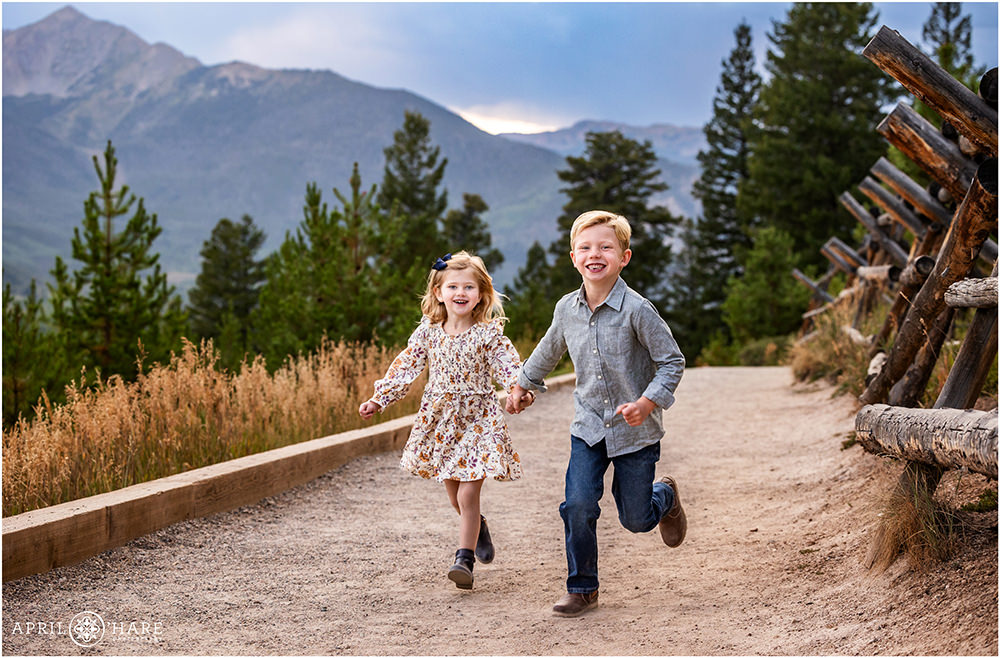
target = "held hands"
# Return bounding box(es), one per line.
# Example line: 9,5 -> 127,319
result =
505,384 -> 536,414
358,400 -> 382,419
615,397 -> 656,427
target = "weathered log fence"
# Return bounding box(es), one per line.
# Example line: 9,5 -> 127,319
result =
790,25 -> 997,568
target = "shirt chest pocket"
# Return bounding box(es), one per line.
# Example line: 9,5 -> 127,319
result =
598,320 -> 635,356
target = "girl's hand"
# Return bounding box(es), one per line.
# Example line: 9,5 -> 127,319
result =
359,401 -> 381,419
505,385 -> 533,414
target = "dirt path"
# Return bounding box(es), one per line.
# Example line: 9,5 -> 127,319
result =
3,366 -> 996,655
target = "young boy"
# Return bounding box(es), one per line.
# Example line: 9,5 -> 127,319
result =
507,210 -> 686,617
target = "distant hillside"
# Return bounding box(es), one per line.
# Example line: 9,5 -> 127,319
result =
2,6 -> 569,294
3,7 -> 706,297
501,120 -> 705,218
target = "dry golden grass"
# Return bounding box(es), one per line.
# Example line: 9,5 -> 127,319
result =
866,465 -> 958,572
789,299 -> 883,398
2,338 -> 424,517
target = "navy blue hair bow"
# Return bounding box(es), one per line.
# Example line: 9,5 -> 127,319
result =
432,253 -> 452,271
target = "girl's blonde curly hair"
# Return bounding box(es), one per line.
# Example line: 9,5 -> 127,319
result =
420,250 -> 506,325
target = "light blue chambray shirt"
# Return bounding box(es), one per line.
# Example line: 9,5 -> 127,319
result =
517,276 -> 685,458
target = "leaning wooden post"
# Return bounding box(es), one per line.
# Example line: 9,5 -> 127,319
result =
791,268 -> 835,303
937,267 -> 999,408
827,236 -> 869,269
864,25 -> 998,152
886,306 -> 956,408
877,103 -> 978,201
870,156 -> 998,266
868,255 -> 936,357
858,176 -> 927,238
871,157 -> 953,226
860,159 -> 999,405
820,242 -> 857,276
839,191 -> 910,267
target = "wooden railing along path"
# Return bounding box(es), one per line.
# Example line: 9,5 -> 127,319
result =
1,374 -> 578,583
790,25 -> 997,567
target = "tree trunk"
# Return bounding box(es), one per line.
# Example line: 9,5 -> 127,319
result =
855,405 -> 998,479
944,276 -> 998,308
877,103 -> 978,202
864,26 -> 998,152
860,159 -> 999,405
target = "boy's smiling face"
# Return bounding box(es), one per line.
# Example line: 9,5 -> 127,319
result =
570,224 -> 631,285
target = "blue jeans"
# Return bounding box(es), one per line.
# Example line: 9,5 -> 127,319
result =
559,436 -> 674,594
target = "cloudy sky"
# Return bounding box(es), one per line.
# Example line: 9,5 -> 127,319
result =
4,2 -> 998,133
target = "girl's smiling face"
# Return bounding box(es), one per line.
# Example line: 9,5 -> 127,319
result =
570,224 -> 631,284
434,269 -> 482,322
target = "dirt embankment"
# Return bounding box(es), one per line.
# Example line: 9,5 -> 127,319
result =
3,366 -> 996,655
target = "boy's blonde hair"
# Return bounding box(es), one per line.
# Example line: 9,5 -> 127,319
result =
420,250 -> 506,325
569,210 -> 632,252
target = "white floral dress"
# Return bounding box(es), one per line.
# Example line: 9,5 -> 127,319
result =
371,316 -> 523,482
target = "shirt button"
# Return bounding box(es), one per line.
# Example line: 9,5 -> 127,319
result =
605,423 -> 610,428
590,321 -> 595,326
604,399 -> 609,404
592,349 -> 597,353
597,375 -> 602,379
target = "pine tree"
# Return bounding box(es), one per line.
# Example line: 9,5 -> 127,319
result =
692,20 -> 761,274
670,21 -> 761,359
187,214 -> 266,365
441,193 -> 504,272
665,219 -> 724,361
923,2 -> 984,87
377,110 -> 448,264
252,166 -> 418,365
503,241 -> 554,342
548,130 -> 678,307
738,3 -> 893,267
48,140 -> 186,380
721,226 -> 810,343
3,280 -> 67,426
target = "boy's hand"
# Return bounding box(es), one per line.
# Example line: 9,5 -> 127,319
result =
505,385 -> 534,414
359,400 -> 381,419
614,397 -> 656,426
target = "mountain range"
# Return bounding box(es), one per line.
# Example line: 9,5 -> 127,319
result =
3,6 -> 704,295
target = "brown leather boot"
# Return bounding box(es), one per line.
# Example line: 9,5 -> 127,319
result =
658,476 -> 687,547
552,591 -> 599,617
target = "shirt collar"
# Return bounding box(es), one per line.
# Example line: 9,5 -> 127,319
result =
574,276 -> 627,312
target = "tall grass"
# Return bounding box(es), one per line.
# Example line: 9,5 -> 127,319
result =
789,301 -> 883,398
2,338 -> 424,517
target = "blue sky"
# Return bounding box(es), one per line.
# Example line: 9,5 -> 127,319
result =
3,2 -> 998,132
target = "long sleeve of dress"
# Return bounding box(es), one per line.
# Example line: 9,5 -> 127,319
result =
488,320 -> 523,394
370,320 -> 429,409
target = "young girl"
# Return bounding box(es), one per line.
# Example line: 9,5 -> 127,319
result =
359,251 -> 533,589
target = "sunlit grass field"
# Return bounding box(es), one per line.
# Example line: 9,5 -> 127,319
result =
2,338 -> 426,516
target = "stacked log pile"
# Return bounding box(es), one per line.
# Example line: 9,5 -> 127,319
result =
789,25 -> 997,567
